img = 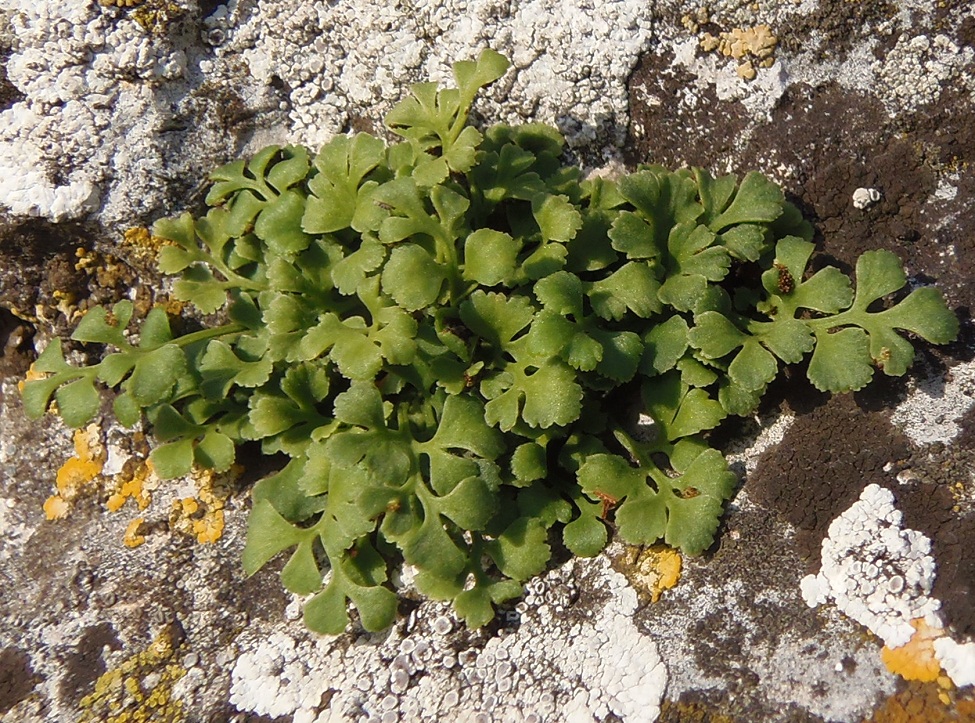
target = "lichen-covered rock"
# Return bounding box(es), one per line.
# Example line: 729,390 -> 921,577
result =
228,558 -> 666,722
800,484 -> 940,648
2,0 -> 975,720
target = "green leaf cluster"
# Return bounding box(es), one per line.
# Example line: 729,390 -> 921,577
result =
23,49 -> 958,633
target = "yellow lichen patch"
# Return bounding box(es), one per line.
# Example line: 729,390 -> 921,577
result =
73,245 -> 133,295
45,425 -> 107,519
52,289 -> 82,323
866,679 -> 975,722
680,6 -> 711,33
43,495 -> 71,520
716,25 -> 778,61
696,21 -> 779,81
700,33 -> 720,52
881,618 -> 946,683
613,545 -> 682,603
122,226 -> 153,248
159,298 -> 185,317
131,1 -> 186,34
18,361 -> 49,393
168,466 -> 238,545
106,459 -> 156,513
73,246 -> 99,274
121,226 -> 174,266
737,60 -> 757,81
124,518 -> 147,548
9,304 -> 39,324
79,626 -> 187,723
947,479 -> 973,515
658,698 -> 735,723
98,0 -> 143,6
935,674 -> 962,707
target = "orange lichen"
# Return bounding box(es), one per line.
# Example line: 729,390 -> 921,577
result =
105,493 -> 126,512
56,426 -> 106,492
693,19 -> 779,81
124,518 -> 147,548
45,425 -> 107,519
613,545 -> 683,603
18,362 -> 49,393
43,426 -> 237,549
106,460 -> 155,513
866,679 -> 975,722
43,428 -> 167,550
193,509 -> 225,544
120,226 -> 176,267
43,495 -> 71,520
168,467 -> 237,545
882,618 -> 946,683
716,25 -> 778,61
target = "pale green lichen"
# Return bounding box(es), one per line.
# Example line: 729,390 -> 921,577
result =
79,627 -> 187,723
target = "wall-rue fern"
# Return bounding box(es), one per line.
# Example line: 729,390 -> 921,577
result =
23,50 -> 958,634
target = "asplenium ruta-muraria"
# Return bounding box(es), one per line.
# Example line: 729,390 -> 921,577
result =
23,50 -> 959,633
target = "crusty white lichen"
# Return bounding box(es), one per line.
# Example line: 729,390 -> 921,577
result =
872,33 -> 975,116
891,358 -> 975,446
229,556 -> 666,723
203,0 -> 654,151
800,484 -> 940,649
6,0 -> 969,232
0,0 -> 188,223
638,495 -> 898,723
0,0 -> 656,226
933,637 -> 975,688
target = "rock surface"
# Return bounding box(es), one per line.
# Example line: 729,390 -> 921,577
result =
1,1 -> 974,721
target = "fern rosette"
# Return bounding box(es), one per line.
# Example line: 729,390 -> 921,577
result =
23,50 -> 958,633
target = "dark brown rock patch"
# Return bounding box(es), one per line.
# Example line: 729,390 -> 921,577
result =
624,49 -> 750,172
0,647 -> 36,715
748,394 -> 913,566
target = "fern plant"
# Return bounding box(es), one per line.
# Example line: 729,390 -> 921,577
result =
23,50 -> 958,633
